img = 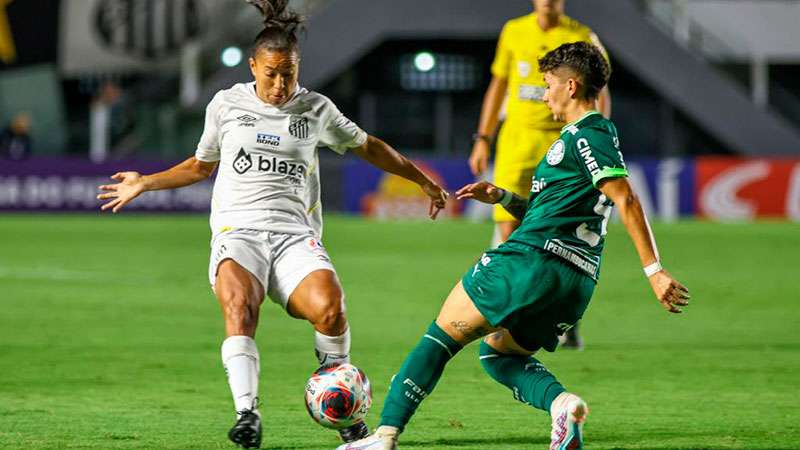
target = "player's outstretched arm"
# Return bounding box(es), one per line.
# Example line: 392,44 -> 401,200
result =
469,76 -> 508,176
97,157 -> 218,213
598,177 -> 690,313
455,181 -> 527,221
353,135 -> 448,219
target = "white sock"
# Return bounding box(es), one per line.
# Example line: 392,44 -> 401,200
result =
221,336 -> 260,416
550,392 -> 580,417
376,425 -> 399,439
314,328 -> 350,366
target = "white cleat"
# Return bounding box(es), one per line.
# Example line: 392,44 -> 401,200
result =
334,426 -> 398,450
549,393 -> 588,450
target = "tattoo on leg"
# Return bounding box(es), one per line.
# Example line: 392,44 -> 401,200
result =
450,321 -> 492,341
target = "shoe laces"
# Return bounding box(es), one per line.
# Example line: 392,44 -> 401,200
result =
236,397 -> 261,419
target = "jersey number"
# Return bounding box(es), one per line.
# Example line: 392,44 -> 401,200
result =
576,195 -> 612,247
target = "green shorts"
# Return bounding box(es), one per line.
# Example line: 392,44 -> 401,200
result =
461,242 -> 596,352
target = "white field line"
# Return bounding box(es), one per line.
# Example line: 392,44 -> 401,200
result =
0,266 -> 160,283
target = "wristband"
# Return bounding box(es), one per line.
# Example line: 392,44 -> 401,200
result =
643,261 -> 663,277
497,189 -> 514,207
472,133 -> 492,145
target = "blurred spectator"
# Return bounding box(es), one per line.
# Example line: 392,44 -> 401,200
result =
89,82 -> 123,163
0,112 -> 33,161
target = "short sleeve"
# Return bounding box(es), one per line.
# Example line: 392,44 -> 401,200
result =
490,23 -> 512,79
574,128 -> 627,187
318,99 -> 367,155
195,92 -> 223,162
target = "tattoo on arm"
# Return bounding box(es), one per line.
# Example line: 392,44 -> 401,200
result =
502,194 -> 528,221
449,320 -> 493,342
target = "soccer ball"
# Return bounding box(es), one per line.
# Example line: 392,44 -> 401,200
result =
304,363 -> 372,430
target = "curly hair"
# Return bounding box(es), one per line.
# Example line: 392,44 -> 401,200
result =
246,0 -> 304,56
538,41 -> 610,100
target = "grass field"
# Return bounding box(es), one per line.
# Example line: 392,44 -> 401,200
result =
0,214 -> 798,449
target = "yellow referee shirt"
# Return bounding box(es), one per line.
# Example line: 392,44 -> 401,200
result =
491,13 -> 607,130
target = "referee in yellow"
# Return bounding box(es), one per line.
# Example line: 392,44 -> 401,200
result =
468,0 -> 611,348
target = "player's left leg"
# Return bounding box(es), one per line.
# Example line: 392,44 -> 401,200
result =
286,269 -> 350,365
336,281 -> 497,450
286,271 -> 370,442
270,233 -> 368,442
480,330 -> 587,450
267,234 -> 351,366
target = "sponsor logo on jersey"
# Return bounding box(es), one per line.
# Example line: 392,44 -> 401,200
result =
231,148 -> 307,184
289,115 -> 309,139
546,139 -> 565,165
517,61 -> 532,77
256,133 -> 280,147
543,239 -> 599,278
237,114 -> 257,127
472,253 -> 491,276
531,177 -> 548,193
232,148 -> 253,174
518,84 -> 545,101
577,138 -> 601,178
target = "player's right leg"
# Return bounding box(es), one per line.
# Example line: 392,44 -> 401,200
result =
480,330 -> 587,450
336,281 -> 496,450
209,230 -> 270,449
284,269 -> 370,443
216,259 -> 266,449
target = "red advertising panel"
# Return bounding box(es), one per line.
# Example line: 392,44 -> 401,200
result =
696,157 -> 800,220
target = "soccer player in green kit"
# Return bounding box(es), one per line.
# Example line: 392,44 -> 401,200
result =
337,42 -> 690,450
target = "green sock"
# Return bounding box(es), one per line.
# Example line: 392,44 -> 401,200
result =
380,322 -> 462,432
479,340 -> 565,414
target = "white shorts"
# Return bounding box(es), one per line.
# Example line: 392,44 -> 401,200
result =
208,229 -> 336,308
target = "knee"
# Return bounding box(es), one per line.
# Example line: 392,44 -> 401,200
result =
481,330 -> 532,356
309,294 -> 346,333
481,332 -> 504,354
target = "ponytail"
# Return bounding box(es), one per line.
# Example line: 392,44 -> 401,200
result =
246,0 -> 304,55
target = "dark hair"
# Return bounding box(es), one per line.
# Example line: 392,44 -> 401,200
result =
538,41 -> 610,100
247,0 -> 304,56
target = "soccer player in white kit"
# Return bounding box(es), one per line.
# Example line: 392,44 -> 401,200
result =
97,1 -> 448,448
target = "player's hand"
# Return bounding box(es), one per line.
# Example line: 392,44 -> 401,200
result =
648,269 -> 690,314
468,141 -> 490,176
455,181 -> 503,205
97,171 -> 147,213
421,181 -> 449,220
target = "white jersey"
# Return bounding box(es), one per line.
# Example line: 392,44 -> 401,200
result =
195,82 -> 367,237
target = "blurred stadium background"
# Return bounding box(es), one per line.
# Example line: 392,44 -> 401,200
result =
1,1 -> 799,449
2,0 -> 800,218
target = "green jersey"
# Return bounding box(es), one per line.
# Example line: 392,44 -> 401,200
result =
507,111 -> 628,280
